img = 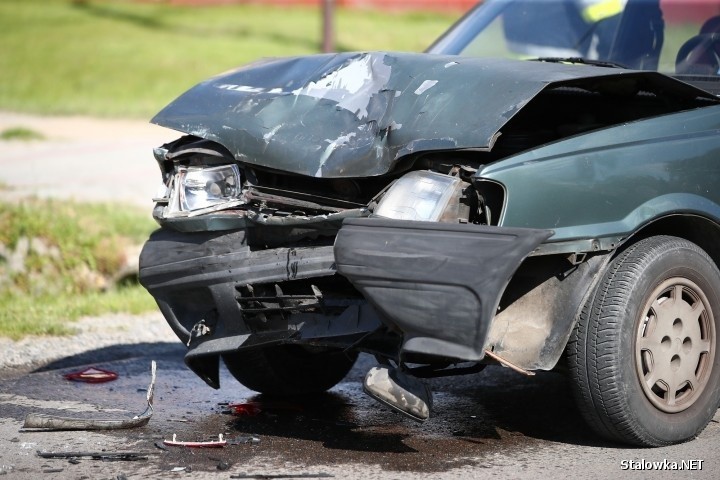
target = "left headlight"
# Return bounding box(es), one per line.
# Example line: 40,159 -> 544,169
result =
374,170 -> 468,222
162,164 -> 243,217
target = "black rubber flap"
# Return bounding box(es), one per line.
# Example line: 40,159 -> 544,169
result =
335,218 -> 553,361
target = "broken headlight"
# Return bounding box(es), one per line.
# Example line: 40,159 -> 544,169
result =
161,164 -> 243,217
375,170 -> 466,222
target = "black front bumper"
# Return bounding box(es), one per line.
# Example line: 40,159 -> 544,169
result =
139,228 -> 381,388
334,218 -> 553,362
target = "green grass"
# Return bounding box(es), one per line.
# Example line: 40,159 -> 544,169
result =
0,198 -> 158,339
0,0 -> 455,118
0,127 -> 45,141
0,288 -> 155,339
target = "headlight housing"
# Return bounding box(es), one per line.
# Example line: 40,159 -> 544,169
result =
161,164 -> 244,217
375,170 -> 468,222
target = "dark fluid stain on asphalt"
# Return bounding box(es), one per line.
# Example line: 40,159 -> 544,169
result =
6,348 -> 613,476
134,355 -> 605,474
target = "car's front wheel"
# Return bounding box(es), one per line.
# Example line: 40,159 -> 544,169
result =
222,345 -> 358,396
569,235 -> 720,446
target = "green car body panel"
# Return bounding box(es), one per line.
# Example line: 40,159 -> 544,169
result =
480,104 -> 720,246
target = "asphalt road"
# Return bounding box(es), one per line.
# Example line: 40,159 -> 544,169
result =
1,344 -> 719,479
1,112 -> 719,479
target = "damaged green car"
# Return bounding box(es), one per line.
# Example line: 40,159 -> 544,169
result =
140,0 -> 720,446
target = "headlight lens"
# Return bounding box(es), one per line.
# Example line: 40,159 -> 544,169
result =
164,164 -> 243,216
180,165 -> 241,211
375,170 -> 463,221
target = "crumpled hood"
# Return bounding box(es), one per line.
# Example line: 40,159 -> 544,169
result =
151,52 -> 651,178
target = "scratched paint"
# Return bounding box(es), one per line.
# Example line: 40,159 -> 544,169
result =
292,54 -> 392,120
152,52 -> 707,179
414,80 -> 438,95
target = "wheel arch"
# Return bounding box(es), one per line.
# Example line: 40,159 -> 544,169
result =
493,214 -> 720,372
621,214 -> 720,268
556,214 -> 720,365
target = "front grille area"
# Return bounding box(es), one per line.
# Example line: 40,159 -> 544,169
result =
235,277 -> 360,318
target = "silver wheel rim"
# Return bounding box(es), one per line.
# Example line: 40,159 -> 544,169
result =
635,277 -> 715,413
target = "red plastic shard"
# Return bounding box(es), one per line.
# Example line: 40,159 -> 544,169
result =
227,401 -> 303,416
63,367 -> 119,383
227,402 -> 263,416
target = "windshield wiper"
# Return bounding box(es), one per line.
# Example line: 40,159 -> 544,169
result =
532,57 -> 628,69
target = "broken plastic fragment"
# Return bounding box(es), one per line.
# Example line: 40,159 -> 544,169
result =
227,401 -> 303,416
163,433 -> 227,448
22,361 -> 156,431
63,366 -> 118,383
228,402 -> 262,416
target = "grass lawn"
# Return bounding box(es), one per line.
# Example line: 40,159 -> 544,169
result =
0,198 -> 158,339
0,0 -> 457,118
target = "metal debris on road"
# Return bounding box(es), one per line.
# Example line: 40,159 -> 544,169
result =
36,451 -> 150,461
163,433 -> 227,448
63,366 -> 119,383
22,361 -> 156,431
483,350 -> 535,376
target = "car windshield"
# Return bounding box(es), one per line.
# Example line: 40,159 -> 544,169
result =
428,0 -> 720,86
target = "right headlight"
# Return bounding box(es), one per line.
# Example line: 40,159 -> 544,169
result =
375,170 -> 466,222
160,164 -> 244,217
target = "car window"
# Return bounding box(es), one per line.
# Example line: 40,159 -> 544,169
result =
458,1 -> 599,59
431,0 -> 720,81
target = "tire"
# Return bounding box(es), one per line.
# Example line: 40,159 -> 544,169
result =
569,235 -> 720,446
222,345 -> 358,396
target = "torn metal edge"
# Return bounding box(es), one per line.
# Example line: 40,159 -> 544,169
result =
22,361 -> 156,431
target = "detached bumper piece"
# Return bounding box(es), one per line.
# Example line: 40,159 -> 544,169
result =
335,218 -> 553,362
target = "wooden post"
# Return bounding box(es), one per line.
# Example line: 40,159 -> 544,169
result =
322,0 -> 335,53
